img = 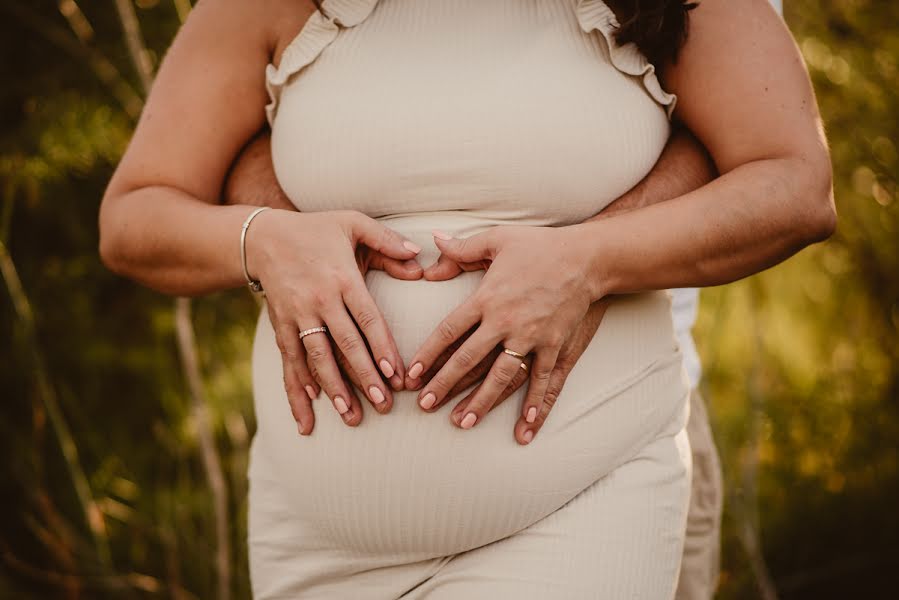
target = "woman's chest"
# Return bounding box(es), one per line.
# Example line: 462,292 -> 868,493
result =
270,0 -> 670,224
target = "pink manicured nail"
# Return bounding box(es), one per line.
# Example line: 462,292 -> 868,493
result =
523,430 -> 534,444
403,240 -> 422,254
419,392 -> 436,410
526,406 -> 537,424
334,396 -> 349,414
305,385 -> 317,401
408,362 -> 424,379
379,359 -> 395,378
369,386 -> 386,404
460,412 -> 477,429
432,229 -> 453,241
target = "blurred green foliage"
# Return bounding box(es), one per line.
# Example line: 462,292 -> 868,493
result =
0,1 -> 897,598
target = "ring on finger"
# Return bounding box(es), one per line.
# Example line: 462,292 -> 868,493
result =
502,347 -> 527,360
299,326 -> 329,339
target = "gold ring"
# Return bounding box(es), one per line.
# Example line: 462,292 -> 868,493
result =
299,326 -> 328,339
519,361 -> 528,372
502,348 -> 527,359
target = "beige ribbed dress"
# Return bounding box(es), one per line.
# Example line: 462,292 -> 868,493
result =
249,1 -> 692,597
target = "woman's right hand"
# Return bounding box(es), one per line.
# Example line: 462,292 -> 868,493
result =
246,209 -> 422,435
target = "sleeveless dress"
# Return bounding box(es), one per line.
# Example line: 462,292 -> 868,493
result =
249,1 -> 691,597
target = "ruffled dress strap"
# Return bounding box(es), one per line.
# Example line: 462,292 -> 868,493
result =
575,0 -> 677,118
265,0 -> 379,125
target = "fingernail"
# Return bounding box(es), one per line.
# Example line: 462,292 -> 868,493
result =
297,422 -> 305,436
334,396 -> 349,414
305,385 -> 317,401
432,229 -> 453,241
419,392 -> 436,410
403,240 -> 422,254
408,362 -> 423,379
379,359 -> 395,378
369,386 -> 386,404
523,430 -> 534,444
460,412 -> 477,429
526,406 -> 537,424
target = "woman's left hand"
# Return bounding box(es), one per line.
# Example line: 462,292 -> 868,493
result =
406,225 -> 597,432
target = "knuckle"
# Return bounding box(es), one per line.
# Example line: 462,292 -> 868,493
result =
533,367 -> 552,382
469,291 -> 487,311
353,309 -> 379,332
430,374 -> 451,394
307,296 -> 325,311
336,332 -> 363,354
283,377 -> 300,398
306,344 -> 330,363
543,390 -> 559,410
354,363 -> 375,381
376,225 -> 393,251
511,369 -> 529,388
545,331 -> 566,349
338,273 -> 360,293
493,312 -> 515,332
278,343 -> 300,362
555,354 -> 575,372
437,319 -> 457,343
454,347 -> 477,369
490,367 -> 514,388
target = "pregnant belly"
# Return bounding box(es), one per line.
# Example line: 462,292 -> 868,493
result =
250,221 -> 689,559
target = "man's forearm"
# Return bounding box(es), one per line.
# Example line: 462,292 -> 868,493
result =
588,125 -> 717,223
222,129 -> 296,210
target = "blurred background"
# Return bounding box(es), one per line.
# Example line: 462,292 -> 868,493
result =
1,1 -> 897,598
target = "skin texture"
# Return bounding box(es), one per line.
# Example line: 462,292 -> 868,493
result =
100,0 -> 834,441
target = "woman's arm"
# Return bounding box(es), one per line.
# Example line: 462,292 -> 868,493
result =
99,0 -> 305,294
407,0 -> 834,435
575,0 -> 835,298
99,0 -> 419,431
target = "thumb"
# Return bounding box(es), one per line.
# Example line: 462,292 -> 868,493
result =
350,213 -> 422,261
431,229 -> 496,264
423,253 -> 463,281
369,254 -> 424,280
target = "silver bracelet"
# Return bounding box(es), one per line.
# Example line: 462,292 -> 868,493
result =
240,206 -> 272,293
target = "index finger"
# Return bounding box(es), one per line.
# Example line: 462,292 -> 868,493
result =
405,300 -> 481,387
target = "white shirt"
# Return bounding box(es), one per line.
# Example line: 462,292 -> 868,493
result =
671,0 -> 782,389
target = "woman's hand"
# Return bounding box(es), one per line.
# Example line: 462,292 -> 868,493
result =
410,298 -> 612,445
406,226 -> 598,436
246,209 -> 422,434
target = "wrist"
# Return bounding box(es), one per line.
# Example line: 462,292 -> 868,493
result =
566,221 -> 619,302
242,207 -> 282,286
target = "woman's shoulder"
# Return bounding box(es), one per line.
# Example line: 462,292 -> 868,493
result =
184,0 -> 317,67
263,0 -> 320,67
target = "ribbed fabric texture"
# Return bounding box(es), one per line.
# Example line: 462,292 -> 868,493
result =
250,1 -> 690,598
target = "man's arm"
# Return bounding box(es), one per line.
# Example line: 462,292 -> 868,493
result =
222,130 -> 296,210
590,124 -> 717,221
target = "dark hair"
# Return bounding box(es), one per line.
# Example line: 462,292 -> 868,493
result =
604,0 -> 698,66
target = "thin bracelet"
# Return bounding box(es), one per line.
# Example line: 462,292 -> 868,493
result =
240,207 -> 272,293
